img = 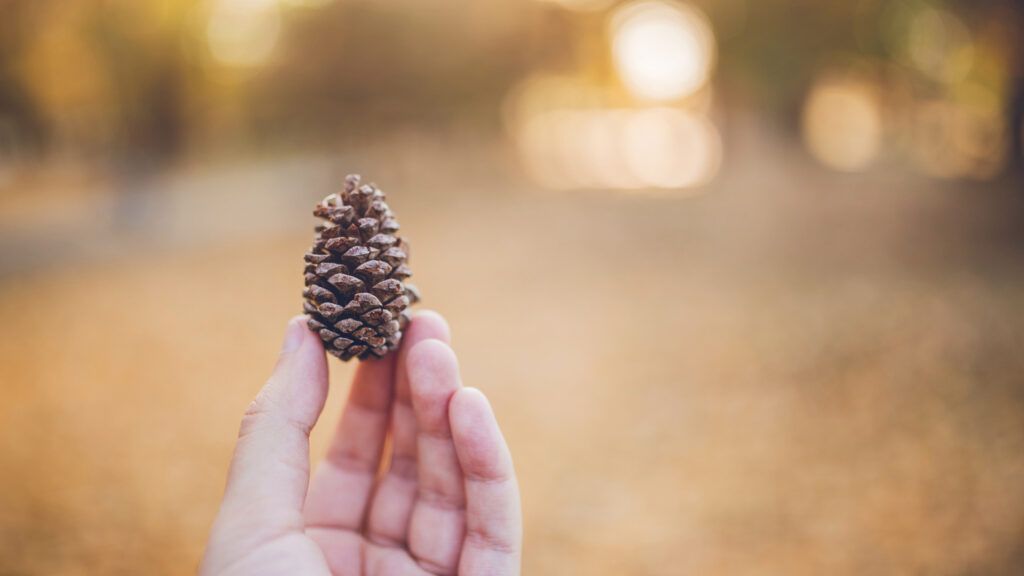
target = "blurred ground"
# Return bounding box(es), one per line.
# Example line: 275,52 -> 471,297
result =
2,125 -> 1024,575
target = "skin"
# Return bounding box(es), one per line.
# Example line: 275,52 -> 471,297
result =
200,311 -> 522,576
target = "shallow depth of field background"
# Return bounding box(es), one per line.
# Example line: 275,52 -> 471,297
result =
2,0 -> 1024,574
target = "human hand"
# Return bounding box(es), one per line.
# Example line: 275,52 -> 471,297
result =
200,312 -> 521,576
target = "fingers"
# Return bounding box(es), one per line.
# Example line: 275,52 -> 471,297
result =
450,388 -> 521,576
203,317 -> 330,573
406,339 -> 466,573
366,311 -> 450,544
304,352 -> 396,533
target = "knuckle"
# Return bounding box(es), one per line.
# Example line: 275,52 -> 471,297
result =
467,528 -> 518,555
237,385 -> 312,440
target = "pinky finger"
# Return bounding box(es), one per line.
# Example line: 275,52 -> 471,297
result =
449,388 -> 522,576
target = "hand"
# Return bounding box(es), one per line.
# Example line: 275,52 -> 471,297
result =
200,312 -> 521,576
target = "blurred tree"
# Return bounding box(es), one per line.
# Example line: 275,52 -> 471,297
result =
0,0 -> 1019,181
90,0 -> 190,163
2,0 -> 193,166
251,0 -> 549,140
0,1 -> 46,158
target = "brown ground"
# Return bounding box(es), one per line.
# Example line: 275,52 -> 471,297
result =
2,133 -> 1024,575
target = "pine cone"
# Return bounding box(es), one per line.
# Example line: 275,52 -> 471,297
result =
302,175 -> 420,361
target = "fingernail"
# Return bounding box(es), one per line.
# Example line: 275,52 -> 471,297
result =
280,317 -> 306,354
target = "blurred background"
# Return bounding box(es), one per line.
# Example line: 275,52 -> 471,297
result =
2,0 -> 1024,574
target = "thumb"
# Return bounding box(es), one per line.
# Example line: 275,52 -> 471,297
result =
221,315 -> 330,528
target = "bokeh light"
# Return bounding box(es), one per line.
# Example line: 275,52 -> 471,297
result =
280,0 -> 333,6
536,0 -> 618,12
207,0 -> 282,67
622,107 -> 721,188
802,74 -> 883,172
514,107 -> 720,191
610,1 -> 716,102
906,7 -> 974,84
911,89 -> 1006,181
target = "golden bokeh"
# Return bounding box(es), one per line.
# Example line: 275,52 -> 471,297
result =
802,74 -> 883,172
1,1 -> 1023,574
513,106 -> 720,191
206,0 -> 282,67
906,6 -> 975,85
610,1 -> 716,102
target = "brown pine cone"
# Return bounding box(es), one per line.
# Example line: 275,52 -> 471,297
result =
302,175 -> 420,361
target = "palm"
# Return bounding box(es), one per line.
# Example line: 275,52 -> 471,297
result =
201,313 -> 520,576
301,528 -> 473,575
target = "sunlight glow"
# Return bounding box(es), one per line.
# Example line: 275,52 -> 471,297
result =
907,7 -> 974,84
911,90 -> 1006,181
802,76 -> 882,172
623,107 -> 720,188
537,0 -> 618,11
280,0 -> 333,6
515,107 -> 720,192
207,0 -> 281,67
610,1 -> 715,101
